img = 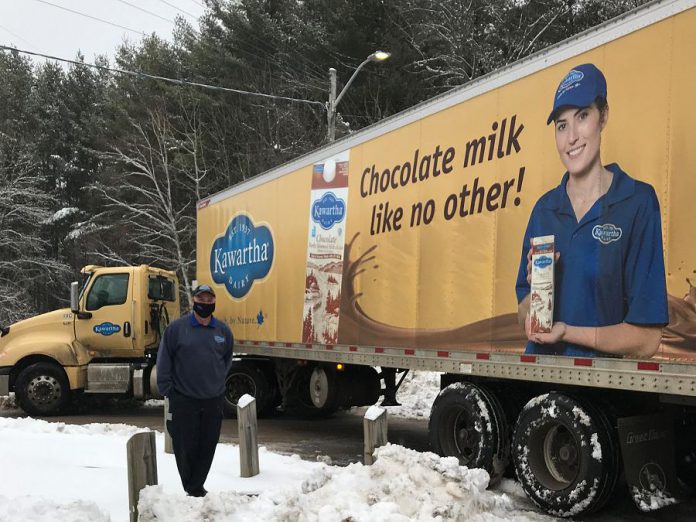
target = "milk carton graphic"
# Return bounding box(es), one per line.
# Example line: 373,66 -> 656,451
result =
530,235 -> 555,334
302,151 -> 349,344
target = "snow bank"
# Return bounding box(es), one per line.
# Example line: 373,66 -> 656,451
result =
140,444 -> 551,522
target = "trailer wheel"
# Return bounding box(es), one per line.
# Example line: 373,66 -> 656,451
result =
223,361 -> 271,418
15,362 -> 71,416
285,365 -> 339,418
512,392 -> 619,518
428,382 -> 509,484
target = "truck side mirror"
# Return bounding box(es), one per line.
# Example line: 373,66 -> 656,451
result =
70,281 -> 79,313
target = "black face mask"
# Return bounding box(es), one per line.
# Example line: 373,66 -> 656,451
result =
193,302 -> 215,318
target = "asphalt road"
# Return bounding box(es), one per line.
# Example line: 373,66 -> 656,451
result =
1,400 -> 694,521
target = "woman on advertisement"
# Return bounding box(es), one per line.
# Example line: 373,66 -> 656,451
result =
516,63 -> 668,358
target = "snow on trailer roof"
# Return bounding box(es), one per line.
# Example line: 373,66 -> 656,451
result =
197,0 -> 695,208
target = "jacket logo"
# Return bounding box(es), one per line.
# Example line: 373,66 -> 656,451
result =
211,213 -> 274,299
214,335 -> 225,343
592,223 -> 623,244
93,322 -> 121,336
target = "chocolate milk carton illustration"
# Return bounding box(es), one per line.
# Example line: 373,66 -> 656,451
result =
302,152 -> 349,344
530,235 -> 555,334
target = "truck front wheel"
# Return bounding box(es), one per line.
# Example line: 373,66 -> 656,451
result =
15,362 -> 71,416
428,382 -> 509,484
512,392 -> 619,518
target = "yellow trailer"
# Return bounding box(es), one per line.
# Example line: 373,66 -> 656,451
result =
196,0 -> 696,516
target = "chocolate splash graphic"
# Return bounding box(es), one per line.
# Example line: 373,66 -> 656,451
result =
337,234 -> 696,360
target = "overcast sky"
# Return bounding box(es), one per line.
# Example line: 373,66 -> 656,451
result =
0,0 -> 206,65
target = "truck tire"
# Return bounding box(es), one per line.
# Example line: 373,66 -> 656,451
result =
428,382 -> 509,484
285,365 -> 339,418
223,361 -> 271,418
512,392 -> 619,518
15,362 -> 71,416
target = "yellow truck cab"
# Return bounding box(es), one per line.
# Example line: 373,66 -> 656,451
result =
0,264 -> 179,415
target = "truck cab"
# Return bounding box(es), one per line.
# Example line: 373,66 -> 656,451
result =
0,264 -> 180,415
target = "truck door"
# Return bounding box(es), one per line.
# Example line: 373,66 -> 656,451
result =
75,272 -> 135,354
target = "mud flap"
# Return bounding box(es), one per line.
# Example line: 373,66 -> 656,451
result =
618,414 -> 680,511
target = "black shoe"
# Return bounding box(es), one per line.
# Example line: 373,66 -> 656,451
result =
187,488 -> 207,497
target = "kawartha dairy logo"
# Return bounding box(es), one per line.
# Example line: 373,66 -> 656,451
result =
592,223 -> 623,245
93,322 -> 121,336
557,69 -> 584,99
312,192 -> 346,230
211,214 -> 274,299
533,256 -> 553,268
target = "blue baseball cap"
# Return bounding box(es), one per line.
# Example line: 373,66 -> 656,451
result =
192,284 -> 215,297
547,63 -> 607,124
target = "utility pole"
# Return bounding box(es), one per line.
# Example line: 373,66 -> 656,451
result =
328,68 -> 337,142
326,51 -> 390,142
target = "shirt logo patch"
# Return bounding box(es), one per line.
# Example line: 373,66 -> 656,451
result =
592,223 -> 623,245
214,335 -> 225,343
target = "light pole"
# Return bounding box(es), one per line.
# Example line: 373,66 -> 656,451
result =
327,50 -> 391,142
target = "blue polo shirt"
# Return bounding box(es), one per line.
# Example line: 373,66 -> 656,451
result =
515,164 -> 668,356
156,313 -> 234,398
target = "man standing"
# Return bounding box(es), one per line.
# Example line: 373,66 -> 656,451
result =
157,284 -> 233,497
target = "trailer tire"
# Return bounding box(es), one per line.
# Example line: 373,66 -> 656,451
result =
15,362 -> 71,416
428,382 -> 509,485
223,361 -> 271,418
512,392 -> 619,518
285,365 -> 339,418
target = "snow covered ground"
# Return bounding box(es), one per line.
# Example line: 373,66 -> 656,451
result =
0,413 -> 552,522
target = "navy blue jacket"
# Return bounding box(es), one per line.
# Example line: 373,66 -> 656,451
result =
156,313 -> 234,399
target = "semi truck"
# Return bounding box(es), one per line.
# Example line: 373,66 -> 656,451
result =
195,0 -> 696,516
1,0 -> 695,516
0,265 -> 180,415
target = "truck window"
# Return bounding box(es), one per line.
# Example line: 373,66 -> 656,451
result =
148,276 -> 176,302
86,274 -> 130,311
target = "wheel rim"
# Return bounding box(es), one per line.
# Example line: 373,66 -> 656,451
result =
226,373 -> 256,406
452,408 -> 480,463
26,375 -> 62,408
529,421 -> 580,490
309,368 -> 329,408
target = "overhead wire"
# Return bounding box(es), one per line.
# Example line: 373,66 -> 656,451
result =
0,24 -> 43,53
155,0 -> 199,20
113,0 -> 176,25
0,44 -> 326,109
30,0 -> 144,36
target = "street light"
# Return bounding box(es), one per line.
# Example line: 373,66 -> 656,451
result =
327,50 -> 391,142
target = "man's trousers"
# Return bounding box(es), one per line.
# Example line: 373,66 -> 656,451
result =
167,391 -> 224,496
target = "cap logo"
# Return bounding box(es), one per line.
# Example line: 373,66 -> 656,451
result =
592,223 -> 623,245
557,69 -> 584,99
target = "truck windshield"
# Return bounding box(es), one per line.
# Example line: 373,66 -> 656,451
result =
79,273 -> 93,302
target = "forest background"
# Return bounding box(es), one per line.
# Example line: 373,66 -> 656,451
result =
0,0 -> 648,324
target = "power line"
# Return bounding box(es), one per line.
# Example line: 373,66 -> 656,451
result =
0,44 -> 326,109
114,0 -> 175,25
187,0 -> 205,8
155,0 -> 199,20
0,24 -> 42,52
30,0 -> 144,36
